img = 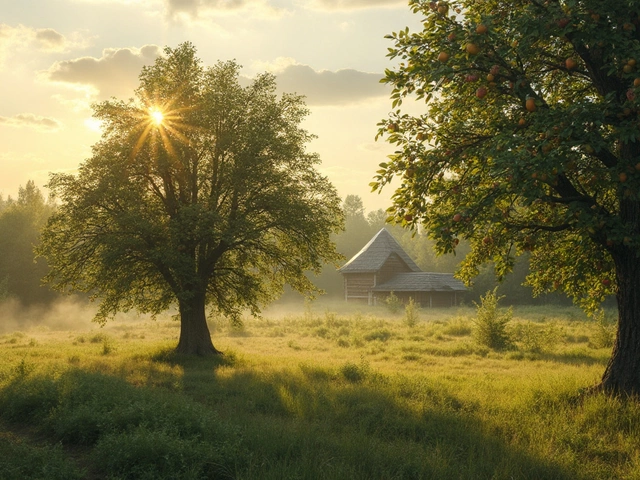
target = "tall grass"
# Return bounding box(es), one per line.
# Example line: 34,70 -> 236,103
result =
0,303 -> 633,479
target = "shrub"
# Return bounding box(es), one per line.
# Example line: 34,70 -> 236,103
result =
384,292 -> 403,314
0,436 -> 83,480
89,333 -> 109,343
473,288 -> 512,350
363,329 -> 392,342
314,326 -> 331,339
512,321 -> 563,353
340,358 -> 370,383
101,337 -> 116,355
403,298 -> 420,327
590,311 -> 616,349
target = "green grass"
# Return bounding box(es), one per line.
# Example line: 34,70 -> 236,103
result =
0,303 -> 636,479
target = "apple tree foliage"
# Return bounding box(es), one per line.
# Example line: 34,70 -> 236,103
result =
374,0 -> 640,394
38,43 -> 343,355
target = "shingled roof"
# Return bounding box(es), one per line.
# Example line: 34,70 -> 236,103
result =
372,272 -> 466,292
339,228 -> 421,273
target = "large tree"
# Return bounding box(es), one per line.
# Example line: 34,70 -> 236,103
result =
374,1 -> 640,394
39,43 -> 343,355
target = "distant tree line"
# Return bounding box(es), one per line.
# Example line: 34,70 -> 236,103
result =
0,181 -> 59,306
311,194 -> 573,306
0,183 -> 573,309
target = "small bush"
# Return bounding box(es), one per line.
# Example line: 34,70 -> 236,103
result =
89,333 -> 109,343
340,358 -> 370,383
473,288 -> 512,350
590,312 -> 616,349
403,298 -> 420,327
101,337 -> 116,355
512,321 -> 564,353
314,326 -> 331,339
363,329 -> 392,342
385,292 -> 403,314
0,436 -> 84,480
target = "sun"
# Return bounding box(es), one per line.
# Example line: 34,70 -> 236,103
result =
149,108 -> 164,126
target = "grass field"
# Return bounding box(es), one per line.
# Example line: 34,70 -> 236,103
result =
0,300 -> 638,479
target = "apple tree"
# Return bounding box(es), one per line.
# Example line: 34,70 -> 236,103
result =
38,43 -> 343,355
374,0 -> 640,394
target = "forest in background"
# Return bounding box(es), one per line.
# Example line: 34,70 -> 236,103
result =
0,181 -> 58,307
0,183 -> 574,320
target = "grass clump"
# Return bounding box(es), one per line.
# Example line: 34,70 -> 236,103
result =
92,428 -> 234,480
363,329 -> 392,342
0,433 -> 84,480
339,357 -> 371,383
473,288 -> 513,350
590,312 -> 616,349
0,369 -> 241,478
512,321 -> 564,353
442,317 -> 472,337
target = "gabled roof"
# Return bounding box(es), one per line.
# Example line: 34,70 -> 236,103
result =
372,272 -> 467,292
339,228 -> 421,273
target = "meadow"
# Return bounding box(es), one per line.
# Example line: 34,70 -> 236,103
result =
1,300 -> 638,479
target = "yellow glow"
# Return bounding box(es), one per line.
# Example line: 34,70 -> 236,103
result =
84,118 -> 103,133
150,109 -> 164,125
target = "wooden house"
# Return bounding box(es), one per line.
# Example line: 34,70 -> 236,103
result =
338,228 -> 466,307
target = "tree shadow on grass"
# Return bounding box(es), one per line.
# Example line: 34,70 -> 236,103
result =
538,350 -> 609,366
0,350 -> 600,479
147,352 -> 589,480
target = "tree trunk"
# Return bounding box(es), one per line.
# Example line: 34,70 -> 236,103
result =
176,292 -> 221,355
598,249 -> 640,396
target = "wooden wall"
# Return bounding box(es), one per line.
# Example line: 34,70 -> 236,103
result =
374,291 -> 461,308
343,273 -> 376,302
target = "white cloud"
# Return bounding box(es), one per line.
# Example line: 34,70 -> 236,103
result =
43,45 -> 163,99
302,0 -> 405,11
0,24 -> 89,65
0,113 -> 62,131
165,0 -> 285,20
267,61 -> 386,106
251,56 -> 297,74
72,0 -> 154,3
34,29 -> 66,50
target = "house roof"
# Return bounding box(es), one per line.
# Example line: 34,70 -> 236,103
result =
372,272 -> 467,292
339,228 -> 421,273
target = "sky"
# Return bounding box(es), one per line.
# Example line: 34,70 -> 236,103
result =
0,0 -> 425,214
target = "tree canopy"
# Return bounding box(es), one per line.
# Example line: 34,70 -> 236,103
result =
375,0 -> 640,394
0,181 -> 56,305
38,43 -> 343,355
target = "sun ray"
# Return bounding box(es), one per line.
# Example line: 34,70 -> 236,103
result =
131,122 -> 155,160
129,92 -> 203,166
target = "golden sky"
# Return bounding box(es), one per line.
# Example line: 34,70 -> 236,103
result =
0,0 -> 423,212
